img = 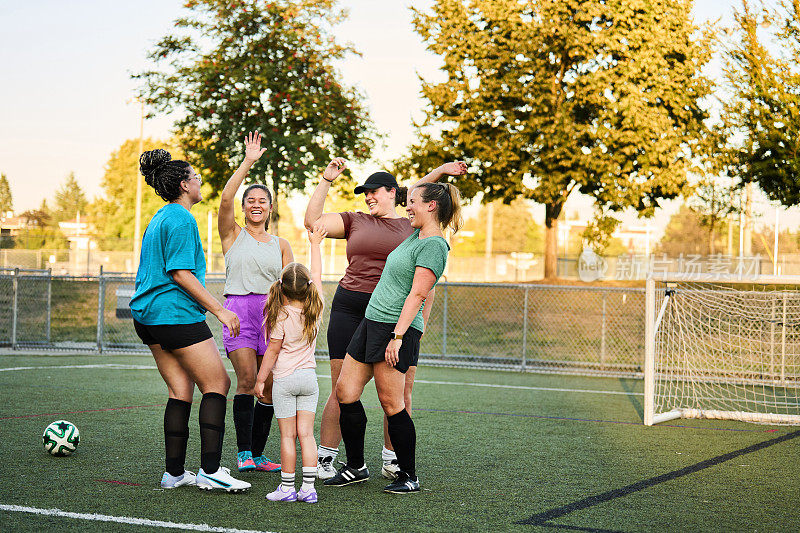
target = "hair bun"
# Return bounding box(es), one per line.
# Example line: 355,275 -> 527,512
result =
139,149 -> 172,181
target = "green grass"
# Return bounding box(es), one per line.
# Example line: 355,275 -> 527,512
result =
1,352 -> 798,532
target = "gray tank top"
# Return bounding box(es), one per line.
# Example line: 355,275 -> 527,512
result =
223,229 -> 283,295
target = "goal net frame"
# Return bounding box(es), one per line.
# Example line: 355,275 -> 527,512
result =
644,273 -> 800,426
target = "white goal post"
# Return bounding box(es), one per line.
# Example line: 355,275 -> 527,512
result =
644,273 -> 800,426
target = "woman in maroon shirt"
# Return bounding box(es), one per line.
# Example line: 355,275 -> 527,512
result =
304,158 -> 466,480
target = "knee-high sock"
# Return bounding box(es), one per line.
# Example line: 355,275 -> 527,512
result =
387,409 -> 416,478
232,394 -> 254,453
338,401 -> 367,469
199,392 -> 227,473
252,400 -> 274,457
164,398 -> 191,477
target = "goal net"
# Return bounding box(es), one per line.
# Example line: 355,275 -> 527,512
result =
644,274 -> 800,426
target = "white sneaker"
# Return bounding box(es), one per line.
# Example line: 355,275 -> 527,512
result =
317,456 -> 337,480
381,460 -> 400,480
196,466 -> 251,493
160,470 -> 196,489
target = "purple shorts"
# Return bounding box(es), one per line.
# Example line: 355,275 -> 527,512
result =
222,293 -> 269,356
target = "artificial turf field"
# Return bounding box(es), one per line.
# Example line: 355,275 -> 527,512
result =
0,352 -> 798,532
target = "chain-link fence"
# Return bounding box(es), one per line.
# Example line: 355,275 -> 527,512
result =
0,269 -> 646,376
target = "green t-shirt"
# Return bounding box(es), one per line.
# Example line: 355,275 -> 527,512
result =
365,229 -> 450,332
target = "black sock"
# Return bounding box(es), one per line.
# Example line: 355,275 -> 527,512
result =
387,409 -> 416,479
338,401 -> 367,469
232,394 -> 254,453
252,401 -> 274,457
164,398 -> 191,477
199,392 -> 226,473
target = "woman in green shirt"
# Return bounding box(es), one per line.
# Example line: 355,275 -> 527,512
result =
323,182 -> 463,494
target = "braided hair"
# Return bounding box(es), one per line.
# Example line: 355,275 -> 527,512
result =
139,149 -> 192,202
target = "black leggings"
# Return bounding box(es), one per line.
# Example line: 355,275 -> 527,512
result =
326,285 -> 371,359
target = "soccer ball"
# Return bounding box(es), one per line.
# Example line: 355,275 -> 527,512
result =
42,420 -> 80,456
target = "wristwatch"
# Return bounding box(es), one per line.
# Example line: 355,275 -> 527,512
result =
391,332 -> 403,340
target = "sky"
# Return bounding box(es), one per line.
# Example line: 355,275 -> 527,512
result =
1,0 -> 796,235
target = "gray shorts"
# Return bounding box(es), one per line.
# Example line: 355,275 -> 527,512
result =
272,368 -> 319,419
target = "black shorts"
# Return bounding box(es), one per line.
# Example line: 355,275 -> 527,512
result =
327,285 -> 371,360
346,318 -> 422,374
133,320 -> 213,351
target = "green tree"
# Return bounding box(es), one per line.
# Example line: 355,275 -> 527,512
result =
0,174 -> 12,214
454,199 -> 543,255
134,0 -> 375,234
399,0 -> 712,279
721,0 -> 800,207
53,173 -> 88,223
17,200 -> 69,249
688,178 -> 739,254
657,204 -> 728,257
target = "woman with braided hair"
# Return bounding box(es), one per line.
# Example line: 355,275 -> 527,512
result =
130,149 -> 250,493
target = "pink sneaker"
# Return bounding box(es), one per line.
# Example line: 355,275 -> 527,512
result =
297,487 -> 318,503
253,456 -> 281,472
237,451 -> 256,472
266,485 -> 297,502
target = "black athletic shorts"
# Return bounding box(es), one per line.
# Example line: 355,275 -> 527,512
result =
327,285 -> 372,360
133,319 -> 213,351
346,318 -> 422,374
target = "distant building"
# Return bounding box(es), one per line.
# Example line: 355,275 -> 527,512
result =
58,215 -> 97,252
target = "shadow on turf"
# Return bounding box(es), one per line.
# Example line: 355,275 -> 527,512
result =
617,377 -> 643,421
516,429 -> 800,529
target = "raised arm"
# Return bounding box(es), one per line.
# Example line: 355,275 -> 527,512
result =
218,132 -> 267,251
307,222 -> 328,292
303,158 -> 347,238
408,161 -> 468,194
171,269 -> 240,337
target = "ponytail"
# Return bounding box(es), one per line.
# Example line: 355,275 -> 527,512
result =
263,263 -> 323,346
301,282 -> 324,345
263,280 -> 285,338
393,186 -> 408,207
418,182 -> 463,233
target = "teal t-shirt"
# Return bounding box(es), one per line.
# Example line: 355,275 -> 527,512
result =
130,203 -> 207,325
365,229 -> 450,332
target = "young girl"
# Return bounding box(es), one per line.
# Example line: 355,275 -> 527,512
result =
254,223 -> 327,503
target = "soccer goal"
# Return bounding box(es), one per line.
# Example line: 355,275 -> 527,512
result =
644,274 -> 800,426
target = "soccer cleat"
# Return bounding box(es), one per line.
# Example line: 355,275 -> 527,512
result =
383,471 -> 421,494
160,470 -> 196,489
196,467 -> 251,493
237,451 -> 256,472
266,485 -> 298,502
316,456 -> 336,480
297,487 -> 318,503
253,455 -> 281,472
322,464 -> 369,486
381,459 -> 400,480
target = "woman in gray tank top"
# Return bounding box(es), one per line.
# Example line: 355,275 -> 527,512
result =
218,132 -> 293,473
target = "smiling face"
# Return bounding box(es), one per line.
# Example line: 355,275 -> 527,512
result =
182,167 -> 203,204
363,186 -> 396,217
243,187 -> 272,227
406,187 -> 434,229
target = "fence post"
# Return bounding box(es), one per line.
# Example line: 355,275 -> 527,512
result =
441,282 -> 448,360
521,285 -> 528,372
46,268 -> 52,344
11,267 -> 18,349
96,266 -> 105,353
600,292 -> 607,368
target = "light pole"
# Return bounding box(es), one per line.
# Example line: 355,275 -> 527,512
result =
129,98 -> 145,271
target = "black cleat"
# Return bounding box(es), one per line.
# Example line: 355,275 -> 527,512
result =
323,464 -> 370,486
383,471 -> 420,493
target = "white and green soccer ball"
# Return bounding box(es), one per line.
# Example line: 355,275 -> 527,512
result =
42,420 -> 80,456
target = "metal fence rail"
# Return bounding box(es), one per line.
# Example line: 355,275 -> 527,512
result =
0,269 -> 646,377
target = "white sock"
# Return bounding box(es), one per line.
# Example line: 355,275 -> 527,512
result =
301,466 -> 316,490
281,472 -> 295,490
318,445 -> 338,462
382,446 -> 397,464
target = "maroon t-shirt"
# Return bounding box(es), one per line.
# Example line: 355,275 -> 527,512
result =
339,211 -> 413,293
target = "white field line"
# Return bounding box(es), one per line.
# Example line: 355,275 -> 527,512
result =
0,504 -> 275,533
0,363 -> 642,396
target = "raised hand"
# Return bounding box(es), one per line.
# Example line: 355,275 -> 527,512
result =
307,222 -> 328,245
440,161 -> 468,176
243,131 -> 267,163
322,157 -> 347,182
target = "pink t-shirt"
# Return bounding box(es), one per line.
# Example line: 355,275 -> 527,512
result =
270,305 -> 319,379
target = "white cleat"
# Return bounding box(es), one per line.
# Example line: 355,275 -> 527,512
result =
317,457 -> 337,480
196,467 -> 251,493
160,470 -> 197,489
381,460 -> 400,480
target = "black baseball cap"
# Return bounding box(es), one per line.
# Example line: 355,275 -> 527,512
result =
354,171 -> 399,194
